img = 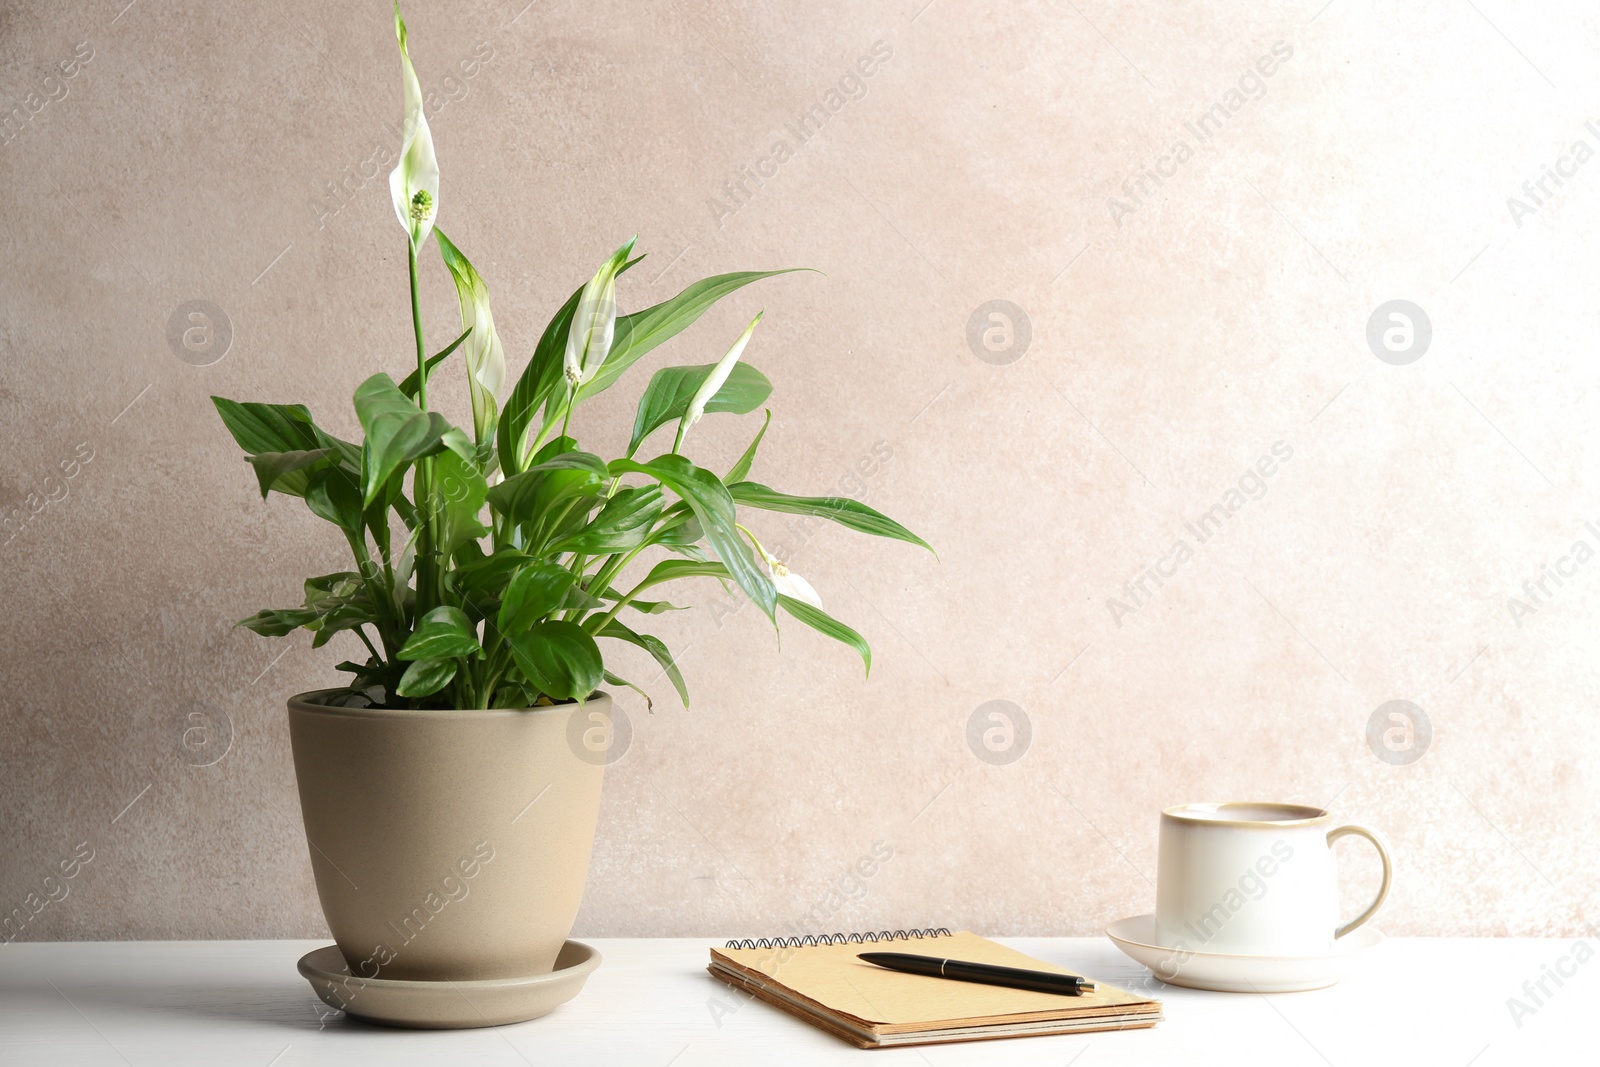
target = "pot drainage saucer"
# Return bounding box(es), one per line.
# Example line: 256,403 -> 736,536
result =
298,939 -> 600,1028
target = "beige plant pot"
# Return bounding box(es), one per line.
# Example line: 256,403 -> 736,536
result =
286,690 -> 608,983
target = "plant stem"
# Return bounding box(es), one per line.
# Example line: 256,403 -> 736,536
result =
586,540 -> 649,607
344,530 -> 399,658
409,241 -> 428,408
525,419 -> 554,464
586,569 -> 660,635
408,239 -> 438,619
354,626 -> 382,663
534,497 -> 580,555
478,645 -> 512,709
588,552 -> 622,594
734,522 -> 772,565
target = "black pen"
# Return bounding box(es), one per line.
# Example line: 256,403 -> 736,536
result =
857,952 -> 1096,996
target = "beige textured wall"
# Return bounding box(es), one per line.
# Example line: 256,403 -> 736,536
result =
3,0 -> 1598,943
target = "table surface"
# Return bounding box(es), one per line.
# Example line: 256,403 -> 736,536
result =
0,937 -> 1588,1065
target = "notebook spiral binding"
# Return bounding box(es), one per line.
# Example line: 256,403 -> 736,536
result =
725,928 -> 952,950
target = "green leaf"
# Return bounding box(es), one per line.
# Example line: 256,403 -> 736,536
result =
509,620 -> 603,701
324,436 -> 366,476
247,448 -> 333,499
528,451 -> 611,478
498,561 -> 576,637
430,449 -> 489,559
553,484 -> 664,554
304,467 -> 366,535
236,607 -> 321,637
628,363 -> 772,456
630,558 -> 731,587
397,606 -> 481,661
616,597 -> 686,615
596,618 -> 689,708
726,409 -> 770,484
528,435 -> 580,466
490,680 -> 541,709
451,548 -> 527,600
653,507 -> 704,547
609,455 -> 775,621
398,325 -> 473,400
577,269 -> 807,402
308,600 -> 378,649
390,537 -> 416,606
396,658 -> 457,698
211,397 -> 362,477
332,659 -> 387,692
440,428 -> 476,463
729,482 -> 932,551
352,373 -> 456,505
498,287 -> 582,477
300,573 -> 377,648
560,585 -> 607,611
777,593 -> 871,675
602,668 -> 653,712
485,451 -> 609,529
609,555 -> 724,600
304,572 -> 365,604
211,397 -> 323,455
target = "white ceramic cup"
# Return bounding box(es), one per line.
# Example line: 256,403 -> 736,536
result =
1154,802 -> 1392,956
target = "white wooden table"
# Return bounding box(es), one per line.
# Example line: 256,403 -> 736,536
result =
0,938 -> 1586,1064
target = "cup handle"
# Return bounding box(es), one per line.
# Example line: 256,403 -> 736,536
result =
1327,824 -> 1392,939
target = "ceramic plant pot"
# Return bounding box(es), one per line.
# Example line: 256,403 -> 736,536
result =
286,690 -> 608,984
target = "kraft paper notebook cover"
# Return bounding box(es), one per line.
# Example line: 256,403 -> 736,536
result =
708,929 -> 1161,1049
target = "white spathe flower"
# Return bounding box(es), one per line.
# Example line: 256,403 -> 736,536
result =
564,273 -> 615,388
563,239 -> 634,390
435,229 -> 504,446
388,4 -> 439,248
686,312 -> 761,427
466,284 -> 505,397
770,559 -> 823,610
741,524 -> 822,610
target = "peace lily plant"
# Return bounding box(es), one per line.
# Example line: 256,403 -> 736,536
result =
213,5 -> 930,716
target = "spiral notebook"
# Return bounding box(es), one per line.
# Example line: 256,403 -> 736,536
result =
708,928 -> 1161,1049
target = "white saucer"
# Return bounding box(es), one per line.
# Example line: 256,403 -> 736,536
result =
1105,914 -> 1383,993
298,940 -> 600,1028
